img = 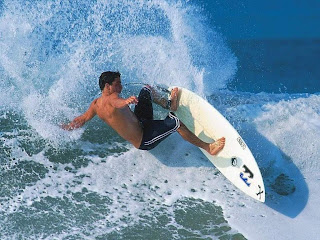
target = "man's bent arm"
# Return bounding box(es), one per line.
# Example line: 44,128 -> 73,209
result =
61,100 -> 97,130
109,93 -> 138,109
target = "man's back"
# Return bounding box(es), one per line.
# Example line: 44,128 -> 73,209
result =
94,94 -> 143,148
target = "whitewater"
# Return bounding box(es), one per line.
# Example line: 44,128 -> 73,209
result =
0,0 -> 319,239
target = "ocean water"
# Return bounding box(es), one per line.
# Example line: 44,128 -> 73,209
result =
0,0 -> 319,239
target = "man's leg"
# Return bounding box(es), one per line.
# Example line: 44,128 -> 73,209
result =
150,86 -> 226,155
150,86 -> 178,111
134,86 -> 153,120
177,121 -> 226,156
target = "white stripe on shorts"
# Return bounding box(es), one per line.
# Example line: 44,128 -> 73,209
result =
144,112 -> 180,146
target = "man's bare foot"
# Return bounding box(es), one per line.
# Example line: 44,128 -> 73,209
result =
170,87 -> 179,111
208,137 -> 226,156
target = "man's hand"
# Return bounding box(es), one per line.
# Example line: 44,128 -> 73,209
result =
60,116 -> 86,131
61,99 -> 97,131
125,96 -> 139,105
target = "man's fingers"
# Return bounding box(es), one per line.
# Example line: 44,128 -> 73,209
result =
126,96 -> 139,105
130,96 -> 138,104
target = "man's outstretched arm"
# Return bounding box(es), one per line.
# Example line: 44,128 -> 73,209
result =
61,100 -> 97,131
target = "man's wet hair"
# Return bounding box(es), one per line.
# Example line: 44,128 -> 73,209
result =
99,71 -> 121,91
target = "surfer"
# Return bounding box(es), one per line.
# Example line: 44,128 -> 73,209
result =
61,71 -> 225,155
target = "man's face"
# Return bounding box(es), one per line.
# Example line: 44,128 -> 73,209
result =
108,77 -> 122,94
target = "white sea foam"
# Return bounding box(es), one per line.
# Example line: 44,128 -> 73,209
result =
254,95 -> 320,171
217,93 -> 320,240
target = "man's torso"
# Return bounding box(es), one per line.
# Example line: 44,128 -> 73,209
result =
94,97 -> 143,148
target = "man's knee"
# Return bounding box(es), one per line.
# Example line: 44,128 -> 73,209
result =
177,121 -> 186,132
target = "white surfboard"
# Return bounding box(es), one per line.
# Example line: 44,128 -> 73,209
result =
170,86 -> 265,202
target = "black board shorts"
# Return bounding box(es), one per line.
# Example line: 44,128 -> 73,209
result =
134,86 -> 180,150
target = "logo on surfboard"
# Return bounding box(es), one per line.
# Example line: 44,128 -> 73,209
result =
240,165 -> 254,187
256,185 -> 264,200
237,136 -> 247,150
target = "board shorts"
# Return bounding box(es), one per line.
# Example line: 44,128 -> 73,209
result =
134,86 -> 180,150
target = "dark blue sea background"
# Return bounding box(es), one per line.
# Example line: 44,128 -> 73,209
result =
195,0 -> 320,93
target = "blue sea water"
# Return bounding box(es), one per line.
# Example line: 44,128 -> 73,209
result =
0,0 -> 319,239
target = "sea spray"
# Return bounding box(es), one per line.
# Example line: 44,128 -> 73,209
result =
0,0 -> 243,239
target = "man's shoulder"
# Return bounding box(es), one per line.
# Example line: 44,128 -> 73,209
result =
89,98 -> 100,111
90,98 -> 98,106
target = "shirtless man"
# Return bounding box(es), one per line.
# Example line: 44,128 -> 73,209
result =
61,71 -> 225,155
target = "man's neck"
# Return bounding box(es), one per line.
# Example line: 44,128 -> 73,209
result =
102,89 -> 111,97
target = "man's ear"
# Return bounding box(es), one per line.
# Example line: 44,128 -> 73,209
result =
105,83 -> 110,91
